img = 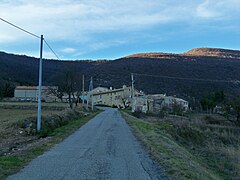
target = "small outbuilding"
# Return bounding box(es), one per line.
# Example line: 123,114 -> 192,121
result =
14,86 -> 59,102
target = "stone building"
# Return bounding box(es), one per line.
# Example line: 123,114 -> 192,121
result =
88,85 -> 141,108
14,86 -> 59,102
147,94 -> 189,113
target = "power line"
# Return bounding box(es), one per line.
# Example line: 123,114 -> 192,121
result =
0,17 -> 40,39
0,17 -> 61,60
43,39 -> 60,60
133,73 -> 240,84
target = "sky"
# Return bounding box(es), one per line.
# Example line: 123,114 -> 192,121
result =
0,0 -> 239,60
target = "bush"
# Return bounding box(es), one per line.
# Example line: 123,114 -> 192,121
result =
204,115 -> 221,124
20,109 -> 84,137
132,110 -> 144,118
112,105 -> 118,108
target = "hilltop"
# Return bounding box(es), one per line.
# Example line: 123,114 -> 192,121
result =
125,48 -> 240,59
184,48 -> 240,59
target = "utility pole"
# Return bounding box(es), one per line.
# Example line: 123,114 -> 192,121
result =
91,77 -> 94,111
131,73 -> 134,98
131,73 -> 135,112
82,74 -> 85,109
37,35 -> 43,132
87,77 -> 93,110
87,78 -> 89,109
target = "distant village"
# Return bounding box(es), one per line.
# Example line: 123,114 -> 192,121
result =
14,85 -> 189,114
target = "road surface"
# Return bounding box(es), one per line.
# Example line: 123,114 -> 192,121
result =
8,108 -> 167,180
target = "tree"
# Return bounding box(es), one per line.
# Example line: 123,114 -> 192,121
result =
232,96 -> 240,126
172,99 -> 184,115
57,66 -> 81,109
3,82 -> 15,97
213,90 -> 225,104
63,71 -> 75,109
223,103 -> 231,120
48,86 -> 63,102
0,85 -> 3,100
200,91 -> 225,112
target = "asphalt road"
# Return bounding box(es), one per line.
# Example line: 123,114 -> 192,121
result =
8,108 -> 167,180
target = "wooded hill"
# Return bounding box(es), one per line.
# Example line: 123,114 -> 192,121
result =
1,48 -> 240,106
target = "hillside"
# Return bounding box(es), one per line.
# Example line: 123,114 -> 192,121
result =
1,48 -> 240,106
0,51 -> 101,85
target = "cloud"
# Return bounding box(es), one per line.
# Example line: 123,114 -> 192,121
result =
60,48 -> 76,53
196,0 -> 240,19
0,1 -> 184,42
1,0 -> 239,42
0,0 -> 239,59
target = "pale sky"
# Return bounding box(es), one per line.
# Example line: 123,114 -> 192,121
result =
0,0 -> 239,60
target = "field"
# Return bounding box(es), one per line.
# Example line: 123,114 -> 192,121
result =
122,111 -> 240,179
0,102 -> 68,139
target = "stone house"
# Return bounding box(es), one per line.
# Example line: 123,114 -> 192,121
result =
88,85 -> 140,108
147,94 -> 189,113
132,96 -> 148,113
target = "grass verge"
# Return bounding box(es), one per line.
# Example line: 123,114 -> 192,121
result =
0,111 -> 100,179
121,111 -> 240,179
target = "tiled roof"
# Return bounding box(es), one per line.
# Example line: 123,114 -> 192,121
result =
15,86 -> 38,90
15,86 -> 58,90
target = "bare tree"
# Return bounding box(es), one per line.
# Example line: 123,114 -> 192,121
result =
57,66 -> 81,109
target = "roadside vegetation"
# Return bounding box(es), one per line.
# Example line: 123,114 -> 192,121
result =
0,102 -> 100,179
122,110 -> 240,179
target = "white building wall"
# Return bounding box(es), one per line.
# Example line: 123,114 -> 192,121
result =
14,89 -> 37,100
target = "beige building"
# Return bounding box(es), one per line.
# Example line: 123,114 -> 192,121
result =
88,85 -> 140,108
88,85 -> 188,113
14,86 -> 59,102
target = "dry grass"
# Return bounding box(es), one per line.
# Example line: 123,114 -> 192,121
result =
0,103 -> 66,138
0,102 -> 68,107
122,111 -> 240,179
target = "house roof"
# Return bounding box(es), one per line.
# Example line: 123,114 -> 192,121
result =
91,87 -> 109,93
90,86 -> 132,96
15,86 -> 58,90
15,86 -> 38,90
147,94 -> 188,103
93,88 -> 124,96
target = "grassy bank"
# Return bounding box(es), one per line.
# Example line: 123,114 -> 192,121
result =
0,102 -> 100,179
122,111 -> 240,179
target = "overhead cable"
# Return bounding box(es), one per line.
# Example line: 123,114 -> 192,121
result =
43,39 -> 60,60
0,17 -> 61,60
0,17 -> 40,39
